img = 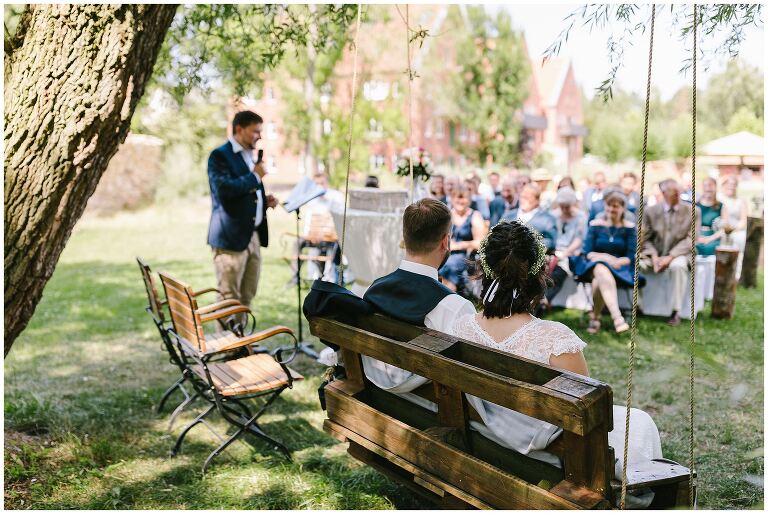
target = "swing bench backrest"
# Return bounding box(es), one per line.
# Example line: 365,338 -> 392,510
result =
309,313 -> 692,510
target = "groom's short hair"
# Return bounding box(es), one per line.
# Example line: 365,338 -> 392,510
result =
403,199 -> 451,255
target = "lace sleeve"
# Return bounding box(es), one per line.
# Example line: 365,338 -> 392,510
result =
538,320 -> 587,357
451,313 -> 477,341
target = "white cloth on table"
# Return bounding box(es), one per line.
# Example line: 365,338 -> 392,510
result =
451,314 -> 663,480
360,260 -> 476,409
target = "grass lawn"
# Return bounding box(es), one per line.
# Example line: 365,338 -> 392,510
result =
4,199 -> 764,509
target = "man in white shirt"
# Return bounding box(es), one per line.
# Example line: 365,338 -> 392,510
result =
207,110 -> 278,317
362,199 -> 476,403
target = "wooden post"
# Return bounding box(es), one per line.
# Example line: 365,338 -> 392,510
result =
739,216 -> 763,289
712,248 -> 739,319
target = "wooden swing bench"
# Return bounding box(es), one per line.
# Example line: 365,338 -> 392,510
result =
309,314 -> 692,510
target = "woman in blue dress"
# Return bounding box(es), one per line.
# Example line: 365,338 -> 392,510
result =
570,190 -> 644,334
439,183 -> 487,292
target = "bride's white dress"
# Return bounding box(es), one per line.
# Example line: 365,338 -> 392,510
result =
452,314 -> 663,480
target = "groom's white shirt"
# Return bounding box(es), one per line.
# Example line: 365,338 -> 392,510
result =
361,259 -> 476,395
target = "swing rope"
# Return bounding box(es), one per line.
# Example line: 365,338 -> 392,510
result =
622,4 -> 698,508
687,5 -> 698,507
337,5 -> 362,286
405,4 -> 415,201
620,3 -> 655,509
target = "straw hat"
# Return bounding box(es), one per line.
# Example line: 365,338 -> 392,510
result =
531,168 -> 552,181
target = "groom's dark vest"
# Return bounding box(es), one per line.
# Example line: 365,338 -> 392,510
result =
363,269 -> 453,327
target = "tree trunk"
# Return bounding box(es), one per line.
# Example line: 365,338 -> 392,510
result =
739,216 -> 763,289
711,247 -> 739,320
4,4 -> 178,355
302,4 -> 319,177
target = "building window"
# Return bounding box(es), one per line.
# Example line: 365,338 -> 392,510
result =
320,83 -> 332,107
266,86 -> 275,102
323,119 -> 332,135
369,154 -> 385,170
435,120 -> 445,139
266,122 -> 278,140
459,125 -> 468,142
391,82 -> 399,98
368,118 -> 383,137
424,120 -> 433,138
363,81 -> 389,101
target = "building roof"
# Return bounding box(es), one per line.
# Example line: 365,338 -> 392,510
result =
532,57 -> 570,107
701,131 -> 764,158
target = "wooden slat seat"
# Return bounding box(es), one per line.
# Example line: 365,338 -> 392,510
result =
309,313 -> 693,510
158,270 -> 301,472
192,353 -> 304,397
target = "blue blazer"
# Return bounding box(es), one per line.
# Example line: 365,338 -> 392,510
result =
207,141 -> 269,251
501,208 -> 558,252
489,197 -> 517,227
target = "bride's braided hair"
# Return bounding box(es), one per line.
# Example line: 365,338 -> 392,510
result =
474,220 -> 550,318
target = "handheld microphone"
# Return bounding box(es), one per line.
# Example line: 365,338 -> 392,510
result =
257,149 -> 264,164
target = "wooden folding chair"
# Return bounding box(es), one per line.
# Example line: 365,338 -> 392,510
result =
158,271 -> 303,473
137,258 -> 250,429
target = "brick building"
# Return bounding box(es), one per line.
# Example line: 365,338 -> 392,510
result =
240,5 -> 585,185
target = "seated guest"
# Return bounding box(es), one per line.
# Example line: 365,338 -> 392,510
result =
444,175 -> 460,206
300,171 -> 344,281
363,199 -> 476,400
531,168 -> 555,209
640,179 -> 701,326
479,171 -> 501,203
465,175 -> 491,220
489,176 -> 518,226
570,190 -> 641,334
364,175 -> 379,188
501,184 -> 557,252
453,220 -> 662,502
429,174 -> 446,203
545,187 -> 586,305
514,173 -> 531,193
721,175 -> 748,279
557,175 -> 575,191
589,183 -> 637,223
583,170 -> 607,214
696,177 -> 724,256
621,171 -> 640,213
438,184 -> 487,292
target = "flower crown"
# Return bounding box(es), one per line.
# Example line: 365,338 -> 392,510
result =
478,219 -> 547,279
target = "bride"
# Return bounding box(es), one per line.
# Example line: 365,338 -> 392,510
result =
452,219 -> 662,505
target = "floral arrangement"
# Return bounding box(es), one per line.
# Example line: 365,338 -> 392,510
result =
395,147 -> 433,182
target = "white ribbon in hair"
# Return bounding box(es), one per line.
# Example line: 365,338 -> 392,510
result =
482,279 -> 518,307
482,278 -> 500,304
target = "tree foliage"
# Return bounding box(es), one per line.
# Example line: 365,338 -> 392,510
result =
446,6 -> 530,166
546,4 -> 763,101
582,59 -> 763,163
152,4 -> 359,101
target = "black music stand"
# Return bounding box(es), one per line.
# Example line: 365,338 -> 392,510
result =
283,177 -> 326,360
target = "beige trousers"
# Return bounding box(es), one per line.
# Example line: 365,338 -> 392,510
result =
666,255 -> 689,313
212,231 -> 262,316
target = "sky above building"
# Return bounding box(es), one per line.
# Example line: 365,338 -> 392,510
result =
494,3 -> 765,101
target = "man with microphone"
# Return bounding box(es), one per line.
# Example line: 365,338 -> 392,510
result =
207,110 -> 278,317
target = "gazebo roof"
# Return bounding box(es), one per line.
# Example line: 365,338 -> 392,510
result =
701,131 -> 764,158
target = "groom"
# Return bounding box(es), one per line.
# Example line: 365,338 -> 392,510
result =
361,198 -> 476,396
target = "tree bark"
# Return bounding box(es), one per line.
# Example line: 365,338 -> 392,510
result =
711,247 -> 739,320
4,4 -> 178,355
739,216 -> 763,289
